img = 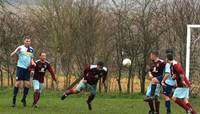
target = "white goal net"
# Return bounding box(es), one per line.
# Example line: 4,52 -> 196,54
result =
186,24 -> 200,96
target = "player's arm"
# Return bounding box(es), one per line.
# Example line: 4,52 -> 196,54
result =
102,71 -> 108,89
148,71 -> 153,79
29,64 -> 35,76
31,49 -> 36,66
31,59 -> 36,66
10,46 -> 21,57
47,63 -> 57,82
174,64 -> 190,87
82,65 -> 90,83
161,63 -> 170,86
161,73 -> 169,87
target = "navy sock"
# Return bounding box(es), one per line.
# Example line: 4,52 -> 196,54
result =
13,87 -> 19,104
87,94 -> 95,103
151,84 -> 157,96
13,86 -> 19,97
165,100 -> 171,112
22,87 -> 29,100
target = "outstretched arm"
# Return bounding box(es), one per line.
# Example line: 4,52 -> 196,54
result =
10,47 -> 21,57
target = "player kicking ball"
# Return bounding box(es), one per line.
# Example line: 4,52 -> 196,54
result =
166,53 -> 197,114
144,51 -> 165,114
61,62 -> 108,110
31,52 -> 58,108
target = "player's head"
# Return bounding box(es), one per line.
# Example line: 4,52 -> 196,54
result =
97,61 -> 104,70
39,52 -> 46,62
166,48 -> 173,54
166,53 -> 174,62
150,50 -> 159,61
23,36 -> 31,47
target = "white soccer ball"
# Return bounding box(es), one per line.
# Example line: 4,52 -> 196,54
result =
122,58 -> 131,67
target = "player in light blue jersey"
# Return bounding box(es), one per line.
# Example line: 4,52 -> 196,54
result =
161,49 -> 177,114
10,36 -> 35,107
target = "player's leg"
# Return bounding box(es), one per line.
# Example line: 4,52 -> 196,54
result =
37,83 -> 43,105
155,96 -> 160,114
173,88 -> 192,113
12,67 -> 23,107
145,83 -> 155,113
61,81 -> 85,100
12,81 -> 21,107
184,94 -> 197,114
21,68 -> 31,107
145,76 -> 162,102
32,80 -> 40,107
86,84 -> 96,110
153,84 -> 161,114
151,77 -> 159,96
163,84 -> 173,114
21,80 -> 30,107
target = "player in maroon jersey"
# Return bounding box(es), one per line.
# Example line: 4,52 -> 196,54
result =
61,62 -> 108,110
166,53 -> 197,114
144,51 -> 165,114
31,52 -> 58,108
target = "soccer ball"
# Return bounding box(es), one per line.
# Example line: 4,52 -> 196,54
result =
122,58 -> 131,67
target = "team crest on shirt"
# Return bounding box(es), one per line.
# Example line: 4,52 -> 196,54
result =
40,68 -> 45,72
44,65 -> 47,69
94,75 -> 99,79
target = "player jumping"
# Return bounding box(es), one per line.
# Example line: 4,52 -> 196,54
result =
166,53 -> 197,114
10,36 -> 35,107
31,52 -> 58,108
144,51 -> 165,114
161,49 -> 177,114
61,62 -> 108,110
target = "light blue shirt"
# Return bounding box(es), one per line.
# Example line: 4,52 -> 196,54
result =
165,63 -> 176,86
16,45 -> 34,69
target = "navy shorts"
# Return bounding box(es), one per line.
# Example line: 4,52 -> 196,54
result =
16,67 -> 30,81
156,75 -> 163,83
163,84 -> 174,97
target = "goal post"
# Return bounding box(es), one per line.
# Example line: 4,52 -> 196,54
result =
186,24 -> 200,79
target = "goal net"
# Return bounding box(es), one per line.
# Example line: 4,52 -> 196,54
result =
186,24 -> 200,96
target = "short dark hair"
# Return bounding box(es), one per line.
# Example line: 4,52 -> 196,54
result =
166,48 -> 173,54
166,53 -> 173,61
97,61 -> 104,67
150,50 -> 159,56
23,36 -> 31,40
39,52 -> 46,56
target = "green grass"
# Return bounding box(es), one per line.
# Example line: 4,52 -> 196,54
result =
0,88 -> 199,114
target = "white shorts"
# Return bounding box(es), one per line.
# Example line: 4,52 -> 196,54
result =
32,80 -> 43,93
146,82 -> 161,96
173,87 -> 189,99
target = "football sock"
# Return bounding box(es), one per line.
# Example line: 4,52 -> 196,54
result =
155,97 -> 160,114
151,84 -> 157,96
186,103 -> 197,114
87,94 -> 95,103
13,86 -> 19,104
33,91 -> 40,105
22,87 -> 29,100
64,89 -> 76,96
175,99 -> 190,111
148,100 -> 155,112
165,100 -> 171,112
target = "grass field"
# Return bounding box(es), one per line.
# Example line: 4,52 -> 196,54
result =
0,88 -> 199,114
